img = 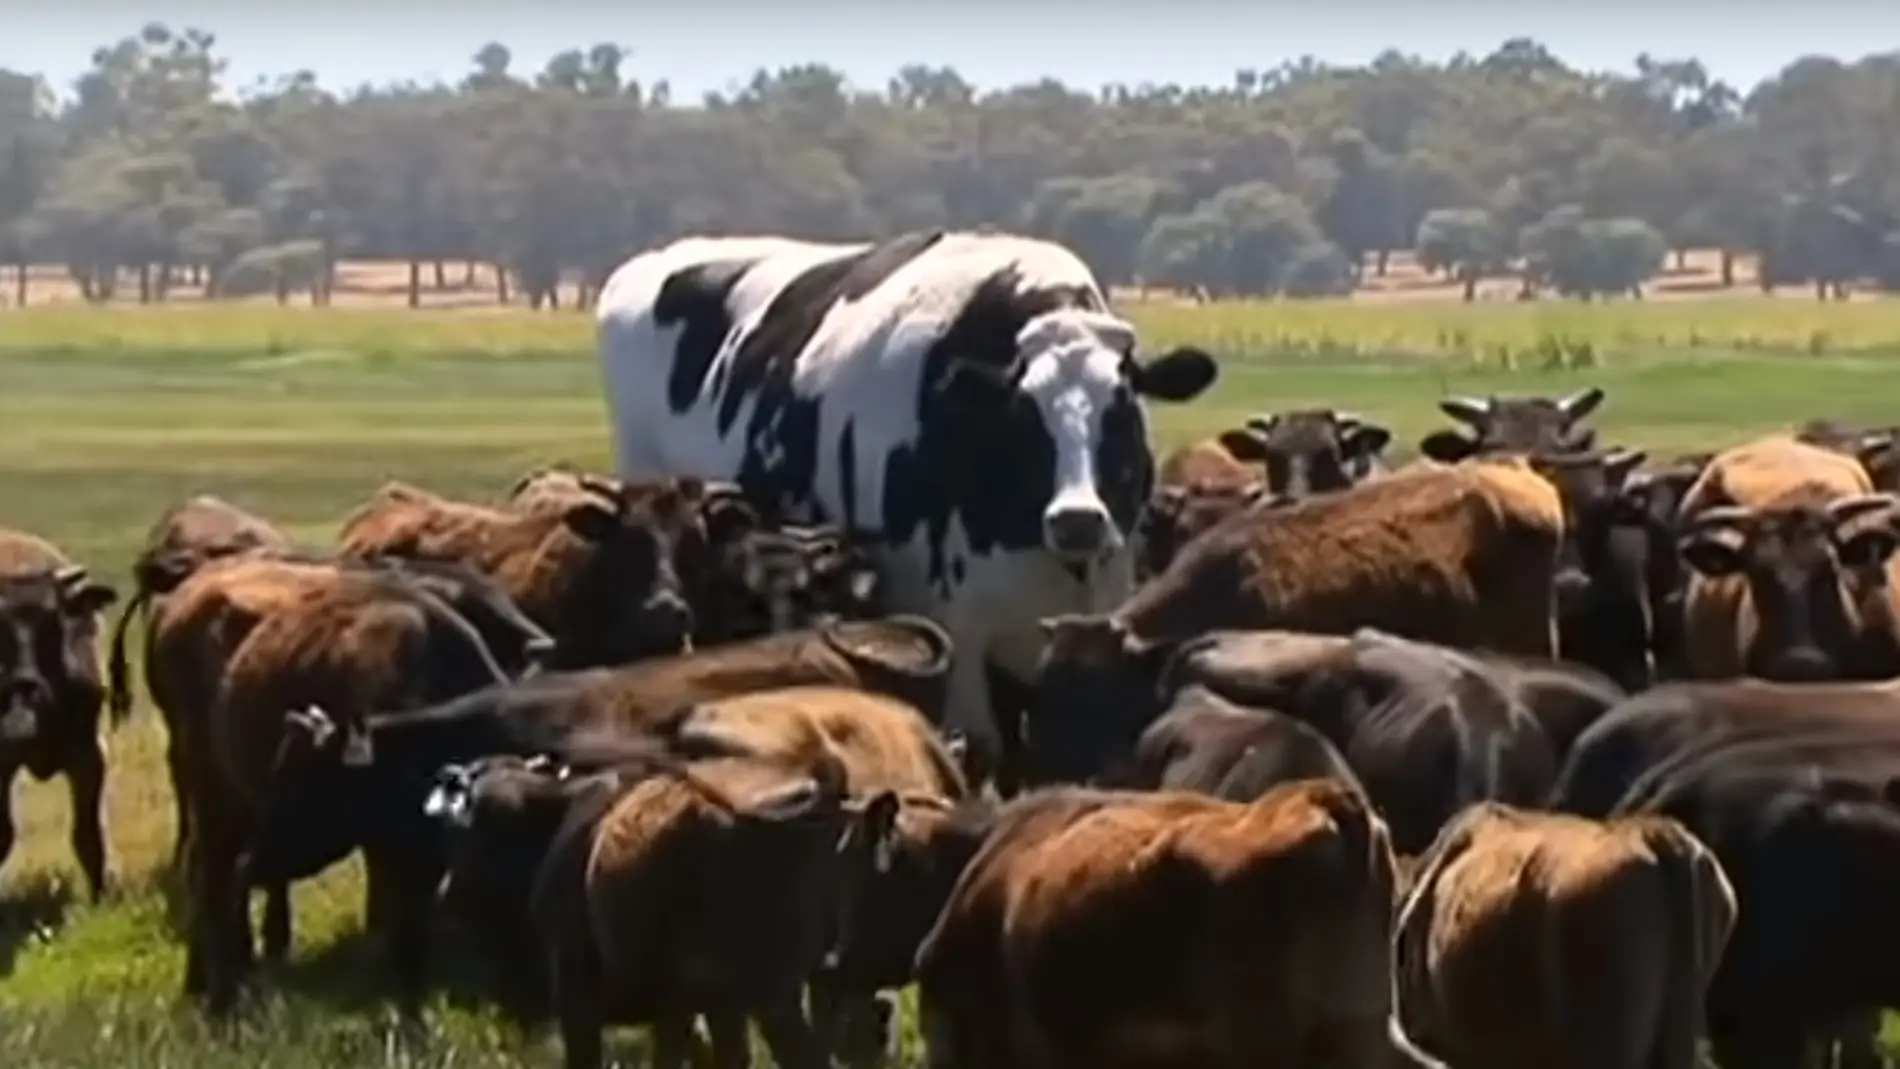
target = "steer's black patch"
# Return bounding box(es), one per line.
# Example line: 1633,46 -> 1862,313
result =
719,231 -> 948,524
654,258 -> 761,415
880,267 -> 1111,595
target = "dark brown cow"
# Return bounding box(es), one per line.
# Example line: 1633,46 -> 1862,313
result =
337,476 -> 709,666
1136,480 -> 1271,580
0,529 -> 119,901
1618,452 -> 1716,678
237,615 -> 954,1010
1038,459 -> 1565,783
1678,492 -> 1900,681
696,525 -> 887,645
1393,803 -> 1736,1069
913,779 -> 1447,1069
1417,387 -> 1605,462
146,555 -> 532,1014
1525,449 -> 1656,690
433,748 -> 898,1069
1100,683 -> 1364,801
105,495 -> 294,720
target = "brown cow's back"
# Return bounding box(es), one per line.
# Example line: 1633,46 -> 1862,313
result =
1395,804 -> 1736,1069
667,684 -> 969,800
1123,458 -> 1562,658
919,780 -> 1436,1069
1156,438 -> 1260,494
1678,435 -> 1872,519
0,527 -> 72,575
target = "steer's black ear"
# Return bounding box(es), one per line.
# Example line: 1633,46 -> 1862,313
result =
1131,347 -> 1217,402
1418,430 -> 1478,463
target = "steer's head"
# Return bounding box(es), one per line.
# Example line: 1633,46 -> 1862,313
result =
1419,387 -> 1605,462
936,307 -> 1217,567
0,566 -> 116,767
1218,408 -> 1392,500
1679,493 -> 1900,681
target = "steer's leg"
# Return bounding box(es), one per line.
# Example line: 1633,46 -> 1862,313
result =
755,993 -> 827,1069
65,738 -> 110,901
259,884 -> 291,964
0,766 -> 16,894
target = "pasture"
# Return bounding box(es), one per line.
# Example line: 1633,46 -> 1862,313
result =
4,296 -> 1900,1065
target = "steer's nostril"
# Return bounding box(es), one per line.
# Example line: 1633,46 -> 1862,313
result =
1045,509 -> 1110,554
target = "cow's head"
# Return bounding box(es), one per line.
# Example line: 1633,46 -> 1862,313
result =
936,308 -> 1217,566
1527,448 -> 1654,688
1218,409 -> 1392,499
557,476 -> 710,663
0,566 -> 116,767
1137,480 -> 1273,581
1418,387 -> 1605,462
1678,494 -> 1900,681
1527,448 -> 1650,611
1029,613 -> 1174,784
699,523 -> 883,643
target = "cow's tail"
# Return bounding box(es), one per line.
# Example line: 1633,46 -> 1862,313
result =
1641,818 -> 1736,1069
105,581 -> 153,725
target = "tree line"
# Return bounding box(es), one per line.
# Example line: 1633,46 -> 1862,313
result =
1,25 -> 1897,309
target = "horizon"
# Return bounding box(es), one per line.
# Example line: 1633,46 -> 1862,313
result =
2,7 -> 1897,103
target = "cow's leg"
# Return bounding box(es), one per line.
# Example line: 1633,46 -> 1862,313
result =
1711,1017 -> 1812,1069
164,733 -> 193,880
363,848 -> 433,1018
64,738 -> 109,901
552,959 -> 605,1069
941,639 -> 1004,789
0,765 -> 16,891
259,884 -> 291,964
756,993 -> 827,1069
704,1013 -> 752,1069
188,814 -> 253,1016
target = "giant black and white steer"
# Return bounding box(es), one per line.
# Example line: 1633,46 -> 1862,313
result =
595,231 -> 1219,777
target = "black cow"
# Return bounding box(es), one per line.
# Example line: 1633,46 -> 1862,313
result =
0,543 -> 120,902
1550,678 -> 1900,1069
1417,387 -> 1606,461
1098,683 -> 1365,801
1028,627 -> 1558,854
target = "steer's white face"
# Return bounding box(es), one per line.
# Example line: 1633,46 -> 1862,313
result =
1013,309 -> 1147,564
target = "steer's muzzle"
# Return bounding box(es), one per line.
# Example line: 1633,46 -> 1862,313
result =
1043,506 -> 1112,560
639,592 -> 694,650
0,679 -> 51,742
1764,645 -> 1836,683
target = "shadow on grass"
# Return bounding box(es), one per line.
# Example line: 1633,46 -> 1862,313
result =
268,918 -> 509,1017
0,875 -> 76,978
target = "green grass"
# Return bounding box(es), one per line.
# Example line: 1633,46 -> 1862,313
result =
4,298 -> 1900,1064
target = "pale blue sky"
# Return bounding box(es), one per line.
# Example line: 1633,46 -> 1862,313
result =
1,5 -> 1894,101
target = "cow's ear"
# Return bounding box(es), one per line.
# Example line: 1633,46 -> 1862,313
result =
1343,422 -> 1392,459
1217,428 -> 1269,463
1131,347 -> 1217,402
1837,525 -> 1900,571
561,498 -> 622,541
1418,430 -> 1478,463
64,580 -> 118,616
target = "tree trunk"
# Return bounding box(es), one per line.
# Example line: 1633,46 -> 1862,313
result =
433,260 -> 447,290
1720,250 -> 1735,288
1674,248 -> 1687,271
494,264 -> 510,304
407,260 -> 422,309
1375,248 -> 1391,276
13,262 -> 25,307
464,260 -> 477,286
138,263 -> 153,304
1461,273 -> 1477,303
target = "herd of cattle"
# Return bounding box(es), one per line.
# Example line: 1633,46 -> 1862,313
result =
5,229 -> 1900,1069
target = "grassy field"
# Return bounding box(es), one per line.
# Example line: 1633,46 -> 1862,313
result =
4,297 -> 1900,1065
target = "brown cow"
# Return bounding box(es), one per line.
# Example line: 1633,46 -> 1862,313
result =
105,495 -> 295,720
1678,492 -> 1900,681
0,529 -> 119,900
1154,437 -> 1262,495
147,555 -> 529,1014
338,476 -> 710,666
913,779 -> 1447,1069
1393,803 -> 1737,1069
1417,388 -> 1605,462
507,465 -> 622,516
1039,459 -> 1564,757
1676,433 -> 1873,521
444,748 -> 897,1069
1794,419 -> 1900,491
